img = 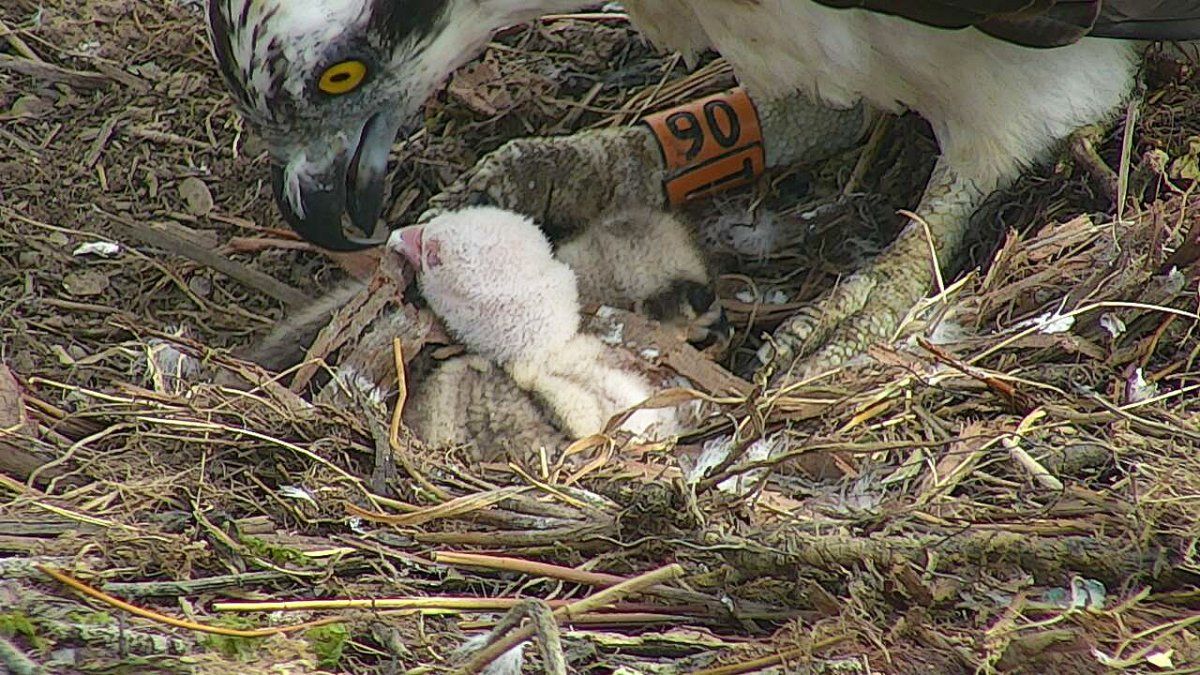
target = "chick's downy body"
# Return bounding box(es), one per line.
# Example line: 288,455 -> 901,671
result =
405,354 -> 569,461
398,206 -> 688,449
402,207 -> 579,366
556,209 -> 708,310
556,209 -> 727,348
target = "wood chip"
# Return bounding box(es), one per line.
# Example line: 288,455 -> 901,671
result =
178,177 -> 215,216
62,269 -> 110,297
0,363 -> 29,432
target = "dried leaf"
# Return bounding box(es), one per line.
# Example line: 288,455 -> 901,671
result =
447,61 -> 513,116
10,94 -> 52,118
1145,650 -> 1175,669
1169,136 -> 1200,180
178,176 -> 214,216
62,269 -> 110,296
72,241 -> 121,257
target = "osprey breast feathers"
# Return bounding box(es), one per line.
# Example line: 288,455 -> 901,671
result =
622,0 -> 1144,184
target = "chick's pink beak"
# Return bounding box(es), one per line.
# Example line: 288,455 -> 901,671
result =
395,226 -> 425,269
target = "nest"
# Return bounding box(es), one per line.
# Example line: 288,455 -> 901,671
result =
3,1 -> 1200,673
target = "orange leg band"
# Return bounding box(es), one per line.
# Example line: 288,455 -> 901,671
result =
641,87 -> 766,206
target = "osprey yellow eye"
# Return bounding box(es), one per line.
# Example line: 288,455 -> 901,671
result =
318,60 -> 367,95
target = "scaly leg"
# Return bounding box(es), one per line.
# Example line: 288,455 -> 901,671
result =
759,161 -> 997,382
418,91 -> 871,355
419,91 -> 872,243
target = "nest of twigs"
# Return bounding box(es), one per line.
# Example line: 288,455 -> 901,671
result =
5,1 -> 1200,673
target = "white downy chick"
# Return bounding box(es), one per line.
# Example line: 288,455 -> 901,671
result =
394,206 -> 684,441
236,208 -> 727,389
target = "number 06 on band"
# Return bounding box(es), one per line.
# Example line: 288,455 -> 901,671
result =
642,88 -> 766,206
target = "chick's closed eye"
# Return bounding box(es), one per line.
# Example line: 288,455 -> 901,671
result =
394,226 -> 444,269
423,237 -> 442,268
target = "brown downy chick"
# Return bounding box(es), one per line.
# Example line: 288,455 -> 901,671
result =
404,354 -> 568,462
555,209 -> 729,350
397,206 -> 688,446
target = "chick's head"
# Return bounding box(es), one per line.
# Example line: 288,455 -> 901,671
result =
391,206 -> 580,363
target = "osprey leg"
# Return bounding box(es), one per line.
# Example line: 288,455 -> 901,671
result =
420,91 -> 870,244
759,161 -> 996,382
421,127 -> 668,244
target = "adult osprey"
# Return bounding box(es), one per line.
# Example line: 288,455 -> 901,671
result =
204,0 -> 1200,378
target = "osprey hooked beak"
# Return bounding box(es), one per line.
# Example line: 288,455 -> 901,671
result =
270,110 -> 406,251
206,0 -> 588,251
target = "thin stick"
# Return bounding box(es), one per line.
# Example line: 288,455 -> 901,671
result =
96,207 -> 313,308
1115,97 -> 1138,226
899,208 -> 946,298
346,487 -> 527,526
539,12 -> 629,22
690,636 -> 850,675
434,551 -> 725,611
391,337 -> 409,418
459,611 -> 694,628
1002,408 -> 1063,491
843,115 -> 892,195
387,335 -> 449,501
215,595 -> 697,617
454,564 -> 684,674
38,566 -> 337,637
216,596 -> 571,613
101,570 -> 291,598
0,54 -> 111,90
434,551 -> 628,587
0,18 -> 42,62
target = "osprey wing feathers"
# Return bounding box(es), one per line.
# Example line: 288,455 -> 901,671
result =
1092,1 -> 1200,40
811,1 -> 1200,47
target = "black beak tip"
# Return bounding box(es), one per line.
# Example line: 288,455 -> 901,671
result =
270,164 -> 385,252
347,171 -> 387,245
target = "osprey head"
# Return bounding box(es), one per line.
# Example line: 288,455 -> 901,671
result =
205,0 -> 573,250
